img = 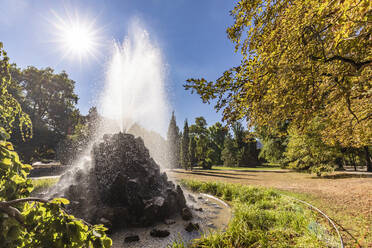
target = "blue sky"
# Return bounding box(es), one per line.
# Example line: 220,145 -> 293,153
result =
0,0 -> 241,128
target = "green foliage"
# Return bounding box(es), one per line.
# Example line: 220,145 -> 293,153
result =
167,111 -> 181,168
181,119 -> 191,170
8,64 -> 80,162
207,122 -> 228,165
0,43 -> 32,140
221,122 -> 259,167
0,44 -> 111,246
189,117 -> 211,169
221,135 -> 237,167
184,0 -> 371,149
284,119 -> 343,176
179,180 -> 338,248
256,123 -> 289,164
0,140 -> 112,248
56,106 -> 99,165
188,136 -> 197,168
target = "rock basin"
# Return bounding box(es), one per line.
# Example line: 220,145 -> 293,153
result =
111,191 -> 231,248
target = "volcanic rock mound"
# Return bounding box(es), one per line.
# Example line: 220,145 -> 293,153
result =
57,132 -> 187,230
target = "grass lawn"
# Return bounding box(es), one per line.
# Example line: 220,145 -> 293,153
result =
171,180 -> 340,248
169,169 -> 371,247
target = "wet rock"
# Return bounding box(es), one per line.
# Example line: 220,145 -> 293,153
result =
207,222 -> 215,228
188,194 -> 196,202
181,207 -> 193,221
55,132 -> 187,230
99,217 -> 112,229
124,234 -> 140,243
194,207 -> 203,212
185,222 -> 199,232
150,229 -> 170,238
164,219 -> 176,225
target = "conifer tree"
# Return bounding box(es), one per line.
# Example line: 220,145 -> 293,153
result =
181,119 -> 190,170
166,111 -> 181,168
189,136 -> 197,170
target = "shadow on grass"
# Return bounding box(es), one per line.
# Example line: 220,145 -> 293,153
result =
171,170 -> 249,180
210,169 -> 290,174
315,173 -> 372,179
190,170 -> 257,177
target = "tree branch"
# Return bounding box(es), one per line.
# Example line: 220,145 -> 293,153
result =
310,55 -> 371,70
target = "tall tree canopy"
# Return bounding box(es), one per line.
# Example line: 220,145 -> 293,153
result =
185,0 -> 371,148
10,65 -> 79,137
0,43 -> 31,139
8,65 -> 80,162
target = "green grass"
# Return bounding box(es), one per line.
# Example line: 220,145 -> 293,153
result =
31,178 -> 58,192
171,180 -> 339,248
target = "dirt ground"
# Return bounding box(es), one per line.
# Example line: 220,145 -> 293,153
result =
168,168 -> 372,247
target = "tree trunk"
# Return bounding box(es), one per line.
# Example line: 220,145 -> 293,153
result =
351,152 -> 357,171
364,146 -> 372,172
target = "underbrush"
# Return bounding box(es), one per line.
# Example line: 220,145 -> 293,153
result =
171,180 -> 338,248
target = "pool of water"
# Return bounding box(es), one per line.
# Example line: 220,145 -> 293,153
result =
111,191 -> 231,248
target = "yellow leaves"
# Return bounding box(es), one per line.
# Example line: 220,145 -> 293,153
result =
50,198 -> 70,205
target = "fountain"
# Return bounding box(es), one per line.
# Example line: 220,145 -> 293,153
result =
49,21 -> 188,230
45,21 -> 230,246
58,132 -> 187,230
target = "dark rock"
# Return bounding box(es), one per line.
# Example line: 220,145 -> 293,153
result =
207,222 -> 215,228
150,229 -> 170,238
124,234 -> 140,243
188,194 -> 196,202
99,217 -> 112,228
185,222 -> 199,232
54,132 -> 187,230
181,208 -> 193,221
164,219 -> 176,225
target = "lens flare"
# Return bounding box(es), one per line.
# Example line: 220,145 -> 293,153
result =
49,10 -> 102,62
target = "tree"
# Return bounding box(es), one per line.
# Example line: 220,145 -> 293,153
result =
0,43 -> 111,247
185,0 -> 371,170
189,117 -> 212,169
181,119 -> 191,170
9,65 -> 80,162
0,43 -> 31,140
221,134 -> 237,167
256,122 -> 289,164
189,136 -> 197,170
166,111 -> 181,168
284,118 -> 343,176
208,122 -> 228,165
220,122 -> 259,167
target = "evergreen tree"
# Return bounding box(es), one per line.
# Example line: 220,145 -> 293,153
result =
166,111 -> 181,168
181,119 -> 191,170
208,122 -> 228,165
189,136 -> 197,170
221,134 -> 237,167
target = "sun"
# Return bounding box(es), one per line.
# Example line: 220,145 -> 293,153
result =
50,10 -> 102,62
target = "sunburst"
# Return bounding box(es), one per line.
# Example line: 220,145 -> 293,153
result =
49,10 -> 103,62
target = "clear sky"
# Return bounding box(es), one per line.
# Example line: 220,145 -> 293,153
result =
0,0 -> 241,128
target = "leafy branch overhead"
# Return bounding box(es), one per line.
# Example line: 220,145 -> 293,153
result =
185,0 -> 371,148
0,43 -> 112,248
